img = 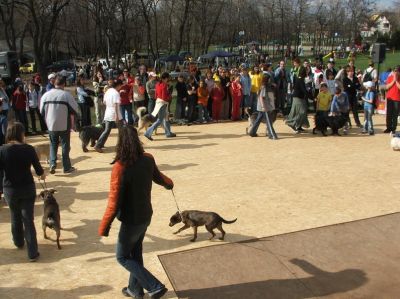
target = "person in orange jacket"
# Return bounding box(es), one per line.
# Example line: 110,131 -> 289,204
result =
98,125 -> 172,299
197,80 -> 210,123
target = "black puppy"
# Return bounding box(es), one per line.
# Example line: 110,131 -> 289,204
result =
39,189 -> 61,249
169,210 -> 237,242
76,120 -> 104,152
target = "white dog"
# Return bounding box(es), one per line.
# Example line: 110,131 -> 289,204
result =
390,132 -> 400,151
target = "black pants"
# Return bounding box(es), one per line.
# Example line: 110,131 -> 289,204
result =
15,109 -> 29,132
78,103 -> 92,127
29,107 -> 47,132
187,96 -> 197,122
348,95 -> 361,126
386,99 -> 400,132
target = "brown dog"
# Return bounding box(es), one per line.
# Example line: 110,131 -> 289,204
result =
169,210 -> 237,242
39,189 -> 61,249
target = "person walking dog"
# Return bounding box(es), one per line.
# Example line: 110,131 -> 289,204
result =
99,125 -> 173,299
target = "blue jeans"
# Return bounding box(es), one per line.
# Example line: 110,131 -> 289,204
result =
249,92 -> 258,112
95,120 -> 115,148
364,107 -> 374,133
148,98 -> 155,114
249,111 -> 278,139
145,104 -> 172,137
5,193 -> 38,259
0,110 -> 8,145
116,222 -> 165,297
120,104 -> 134,125
197,104 -> 210,122
49,130 -> 71,171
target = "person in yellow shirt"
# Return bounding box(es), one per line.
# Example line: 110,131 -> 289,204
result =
313,82 -> 332,136
249,66 -> 263,113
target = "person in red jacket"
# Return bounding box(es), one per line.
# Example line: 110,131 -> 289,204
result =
144,72 -> 176,140
12,85 -> 29,132
99,125 -> 172,299
384,66 -> 400,133
119,81 -> 133,125
211,80 -> 225,122
230,74 -> 242,121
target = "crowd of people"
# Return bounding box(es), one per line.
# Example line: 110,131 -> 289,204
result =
0,53 -> 399,299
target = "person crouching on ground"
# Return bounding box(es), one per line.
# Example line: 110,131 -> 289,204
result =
329,86 -> 350,136
197,80 -> 210,123
361,81 -> 375,135
313,83 -> 332,136
98,125 -> 172,299
0,122 -> 45,262
144,72 -> 176,140
249,76 -> 278,139
94,79 -> 124,153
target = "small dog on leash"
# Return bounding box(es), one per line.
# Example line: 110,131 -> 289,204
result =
34,143 -> 50,163
76,120 -> 104,152
39,189 -> 61,249
390,132 -> 400,150
169,210 -> 237,242
137,107 -> 157,134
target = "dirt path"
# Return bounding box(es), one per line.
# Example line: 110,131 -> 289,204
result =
0,115 -> 399,299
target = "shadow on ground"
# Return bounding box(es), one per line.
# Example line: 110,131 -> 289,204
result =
175,259 -> 367,299
0,285 -> 112,299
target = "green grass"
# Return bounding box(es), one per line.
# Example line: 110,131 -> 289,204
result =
334,51 -> 400,72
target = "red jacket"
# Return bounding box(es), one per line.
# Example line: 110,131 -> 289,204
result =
12,90 -> 27,110
211,86 -> 225,101
119,84 -> 132,105
386,74 -> 400,101
155,82 -> 172,102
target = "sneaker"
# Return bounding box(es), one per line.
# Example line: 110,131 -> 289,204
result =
150,287 -> 168,299
144,134 -> 153,141
384,129 -> 391,133
249,134 -> 258,137
94,147 -> 103,153
122,287 -> 143,299
63,167 -> 76,174
166,133 -> 176,138
369,131 -> 375,135
29,252 -> 40,262
50,165 -> 56,174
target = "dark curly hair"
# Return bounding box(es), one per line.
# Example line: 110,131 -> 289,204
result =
112,125 -> 144,165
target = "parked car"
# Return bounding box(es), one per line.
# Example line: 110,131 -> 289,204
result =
46,60 -> 75,73
0,51 -> 19,83
19,62 -> 35,74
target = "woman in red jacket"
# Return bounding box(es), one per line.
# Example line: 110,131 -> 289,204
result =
230,75 -> 242,121
12,85 -> 29,132
211,80 -> 225,122
99,125 -> 172,299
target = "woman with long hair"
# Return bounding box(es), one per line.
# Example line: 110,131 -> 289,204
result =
0,122 -> 45,261
99,125 -> 173,299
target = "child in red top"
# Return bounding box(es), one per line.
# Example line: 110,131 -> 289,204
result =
12,85 -> 29,132
197,80 -> 210,123
211,80 -> 225,122
230,75 -> 242,121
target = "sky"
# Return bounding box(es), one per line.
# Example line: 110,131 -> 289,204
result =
378,0 -> 394,9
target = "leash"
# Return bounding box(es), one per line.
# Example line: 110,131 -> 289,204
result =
38,177 -> 48,191
171,189 -> 183,217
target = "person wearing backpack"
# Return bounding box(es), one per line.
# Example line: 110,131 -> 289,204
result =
362,62 -> 377,83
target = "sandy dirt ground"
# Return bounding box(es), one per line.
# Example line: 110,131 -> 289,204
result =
0,114 -> 399,299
